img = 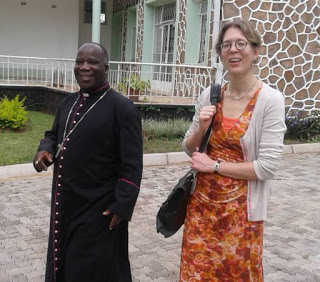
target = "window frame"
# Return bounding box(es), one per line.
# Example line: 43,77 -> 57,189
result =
84,0 -> 107,25
198,0 -> 208,64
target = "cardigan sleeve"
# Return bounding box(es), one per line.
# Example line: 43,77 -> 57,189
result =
252,89 -> 287,180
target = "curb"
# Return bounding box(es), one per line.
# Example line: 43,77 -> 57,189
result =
0,152 -> 191,181
284,143 -> 320,154
0,143 -> 319,181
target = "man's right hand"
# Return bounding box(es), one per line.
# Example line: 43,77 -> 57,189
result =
33,151 -> 53,172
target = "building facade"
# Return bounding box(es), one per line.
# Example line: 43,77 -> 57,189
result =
113,0 -> 320,114
0,0 -> 319,114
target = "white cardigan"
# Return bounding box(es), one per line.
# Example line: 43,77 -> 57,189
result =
182,82 -> 287,221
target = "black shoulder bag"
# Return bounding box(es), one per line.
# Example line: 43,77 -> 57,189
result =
156,84 -> 221,238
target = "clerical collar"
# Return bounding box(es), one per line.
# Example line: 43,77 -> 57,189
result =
79,83 -> 110,98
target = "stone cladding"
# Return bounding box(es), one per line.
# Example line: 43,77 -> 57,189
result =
136,0 -> 145,63
113,0 -> 138,13
121,9 -> 128,62
176,0 -> 187,65
222,0 -> 320,115
113,0 -> 319,114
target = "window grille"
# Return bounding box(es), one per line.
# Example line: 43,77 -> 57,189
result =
153,2 -> 176,82
155,6 -> 162,25
198,0 -> 208,63
200,0 -> 208,14
162,2 -> 176,22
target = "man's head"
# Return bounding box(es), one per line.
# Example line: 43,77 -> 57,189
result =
74,43 -> 109,92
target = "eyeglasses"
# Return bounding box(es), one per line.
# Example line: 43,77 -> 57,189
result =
220,40 -> 248,52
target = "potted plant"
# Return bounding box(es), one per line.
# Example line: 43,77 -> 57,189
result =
117,74 -> 151,102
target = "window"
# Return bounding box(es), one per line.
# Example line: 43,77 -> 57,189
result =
153,2 -> 176,82
84,0 -> 106,24
198,0 -> 208,63
162,2 -> 176,22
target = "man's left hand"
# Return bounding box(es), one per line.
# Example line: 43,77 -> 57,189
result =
102,210 -> 122,230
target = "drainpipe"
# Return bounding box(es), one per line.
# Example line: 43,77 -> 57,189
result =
92,0 -> 101,43
212,0 -> 223,84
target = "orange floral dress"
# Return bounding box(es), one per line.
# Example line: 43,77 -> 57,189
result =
180,86 -> 264,282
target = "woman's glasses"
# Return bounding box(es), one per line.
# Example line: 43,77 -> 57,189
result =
220,40 -> 248,52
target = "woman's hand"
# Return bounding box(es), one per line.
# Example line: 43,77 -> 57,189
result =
190,151 -> 215,173
184,105 -> 216,155
198,105 -> 216,132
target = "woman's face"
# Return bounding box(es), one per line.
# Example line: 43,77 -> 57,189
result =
220,27 -> 259,77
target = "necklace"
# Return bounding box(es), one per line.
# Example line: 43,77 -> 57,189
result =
229,79 -> 258,100
55,89 -> 110,158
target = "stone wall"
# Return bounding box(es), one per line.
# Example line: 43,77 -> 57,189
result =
136,0 -> 145,62
176,0 -> 187,65
121,10 -> 128,62
0,85 -> 194,120
0,86 -> 68,114
113,0 -> 138,13
222,0 -> 320,115
117,0 -> 319,115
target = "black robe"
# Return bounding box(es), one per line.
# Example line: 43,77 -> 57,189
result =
37,84 -> 143,282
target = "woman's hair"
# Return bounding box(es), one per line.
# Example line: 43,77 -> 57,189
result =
215,18 -> 262,55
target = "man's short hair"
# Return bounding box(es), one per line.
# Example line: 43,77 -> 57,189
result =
91,42 -> 109,64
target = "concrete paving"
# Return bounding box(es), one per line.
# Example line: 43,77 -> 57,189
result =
0,153 -> 320,281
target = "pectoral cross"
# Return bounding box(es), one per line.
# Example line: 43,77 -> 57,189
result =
55,143 -> 63,158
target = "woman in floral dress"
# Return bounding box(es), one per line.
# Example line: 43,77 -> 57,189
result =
180,18 -> 286,281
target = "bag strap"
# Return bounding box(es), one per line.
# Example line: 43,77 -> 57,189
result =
198,83 -> 221,153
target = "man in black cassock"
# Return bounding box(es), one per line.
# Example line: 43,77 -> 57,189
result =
33,42 -> 143,282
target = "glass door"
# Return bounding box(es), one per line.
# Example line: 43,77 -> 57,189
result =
152,2 -> 176,93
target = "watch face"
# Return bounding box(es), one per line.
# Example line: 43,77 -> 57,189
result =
214,160 -> 221,172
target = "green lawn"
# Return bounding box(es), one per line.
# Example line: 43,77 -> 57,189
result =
143,138 -> 183,154
0,111 -> 54,166
0,111 -> 184,166
1,111 -> 318,166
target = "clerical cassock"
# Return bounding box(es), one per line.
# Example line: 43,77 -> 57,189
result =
37,84 -> 143,282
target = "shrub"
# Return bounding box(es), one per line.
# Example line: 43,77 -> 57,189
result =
142,118 -> 190,141
285,111 -> 320,141
117,74 -> 151,93
0,95 -> 28,129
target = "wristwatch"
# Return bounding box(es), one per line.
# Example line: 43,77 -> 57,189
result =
214,160 -> 221,173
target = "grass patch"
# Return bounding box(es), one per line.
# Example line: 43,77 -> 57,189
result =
0,111 -> 54,166
143,138 -> 183,154
2,111 -> 318,166
0,112 -> 186,166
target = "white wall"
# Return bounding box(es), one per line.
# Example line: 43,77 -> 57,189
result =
0,0 -> 79,59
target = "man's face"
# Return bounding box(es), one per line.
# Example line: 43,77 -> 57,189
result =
74,43 -> 108,92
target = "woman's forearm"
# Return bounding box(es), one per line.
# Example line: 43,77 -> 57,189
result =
190,152 -> 258,180
184,128 -> 207,154
217,161 -> 258,180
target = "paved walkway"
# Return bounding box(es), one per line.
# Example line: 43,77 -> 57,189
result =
0,153 -> 320,281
